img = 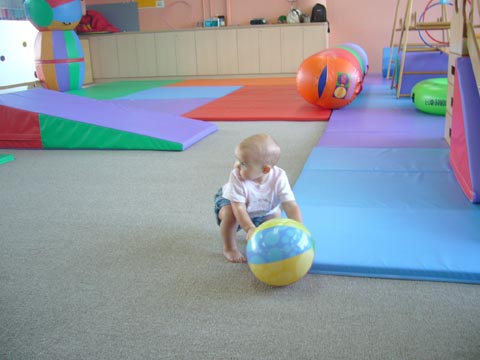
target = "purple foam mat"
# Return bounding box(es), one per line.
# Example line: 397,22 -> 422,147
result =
327,107 -> 445,133
110,98 -> 215,115
0,88 -> 218,147
319,74 -> 448,148
319,131 -> 448,148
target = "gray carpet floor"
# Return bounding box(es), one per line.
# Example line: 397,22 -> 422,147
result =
1,121 -> 480,360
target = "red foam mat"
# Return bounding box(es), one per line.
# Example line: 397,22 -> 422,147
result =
183,85 -> 331,121
0,105 -> 43,148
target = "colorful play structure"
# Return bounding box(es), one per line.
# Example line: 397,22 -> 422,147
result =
387,0 -> 480,203
387,0 -> 452,98
291,0 -> 479,284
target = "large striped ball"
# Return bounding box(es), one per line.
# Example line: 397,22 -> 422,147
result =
246,218 -> 315,286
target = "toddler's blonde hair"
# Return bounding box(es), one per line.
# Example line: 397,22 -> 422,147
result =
237,134 -> 281,166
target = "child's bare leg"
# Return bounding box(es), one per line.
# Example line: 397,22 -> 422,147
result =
219,206 -> 246,263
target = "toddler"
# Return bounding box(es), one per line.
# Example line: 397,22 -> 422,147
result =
214,134 -> 302,263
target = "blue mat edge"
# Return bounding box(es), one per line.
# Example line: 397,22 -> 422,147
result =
309,266 -> 480,285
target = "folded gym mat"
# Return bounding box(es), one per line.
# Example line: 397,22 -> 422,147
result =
295,146 -> 480,284
0,88 -> 217,151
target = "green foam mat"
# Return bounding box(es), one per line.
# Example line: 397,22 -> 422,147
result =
0,154 -> 15,165
67,80 -> 183,100
39,114 -> 183,151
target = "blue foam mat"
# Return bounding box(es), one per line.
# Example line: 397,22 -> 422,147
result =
118,86 -> 242,100
295,147 -> 480,283
303,147 -> 451,172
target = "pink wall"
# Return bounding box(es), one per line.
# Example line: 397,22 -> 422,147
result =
84,0 -> 454,73
328,0 -> 450,73
86,0 -> 324,30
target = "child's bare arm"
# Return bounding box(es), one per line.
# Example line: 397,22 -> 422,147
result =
282,200 -> 303,223
231,201 -> 256,239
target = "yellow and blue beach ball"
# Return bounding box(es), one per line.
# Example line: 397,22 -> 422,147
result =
246,218 -> 315,286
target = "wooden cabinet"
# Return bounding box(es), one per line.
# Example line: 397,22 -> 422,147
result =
81,23 -> 328,80
216,29 -> 238,74
237,28 -> 260,74
116,33 -> 158,78
116,34 -> 137,78
259,27 -> 282,73
80,39 -> 93,84
281,26 -> 304,73
135,33 -> 157,77
195,30 -> 218,75
175,31 -> 197,76
303,25 -> 328,58
154,32 -> 177,76
87,35 -> 120,79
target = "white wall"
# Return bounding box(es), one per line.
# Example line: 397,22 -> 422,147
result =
0,20 -> 38,93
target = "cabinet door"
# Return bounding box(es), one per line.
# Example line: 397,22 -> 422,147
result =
116,34 -> 157,78
281,26 -> 304,73
216,29 -> 238,75
135,33 -> 157,77
88,35 -> 120,79
116,34 -> 138,78
258,27 -> 281,73
237,28 -> 259,74
80,39 -> 93,84
154,32 -> 177,76
195,30 -> 218,75
303,24 -> 328,59
175,31 -> 197,76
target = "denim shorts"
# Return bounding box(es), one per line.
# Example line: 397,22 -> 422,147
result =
214,188 -> 268,229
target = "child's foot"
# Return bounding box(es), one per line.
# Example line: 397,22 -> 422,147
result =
224,248 -> 246,263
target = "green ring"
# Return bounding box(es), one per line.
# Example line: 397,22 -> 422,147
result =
411,78 -> 448,116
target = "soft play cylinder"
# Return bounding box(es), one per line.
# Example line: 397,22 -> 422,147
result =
320,47 -> 364,81
296,50 -> 363,109
34,30 -> 85,91
338,42 -> 369,75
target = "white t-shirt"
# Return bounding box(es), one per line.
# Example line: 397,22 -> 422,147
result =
222,166 -> 295,218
